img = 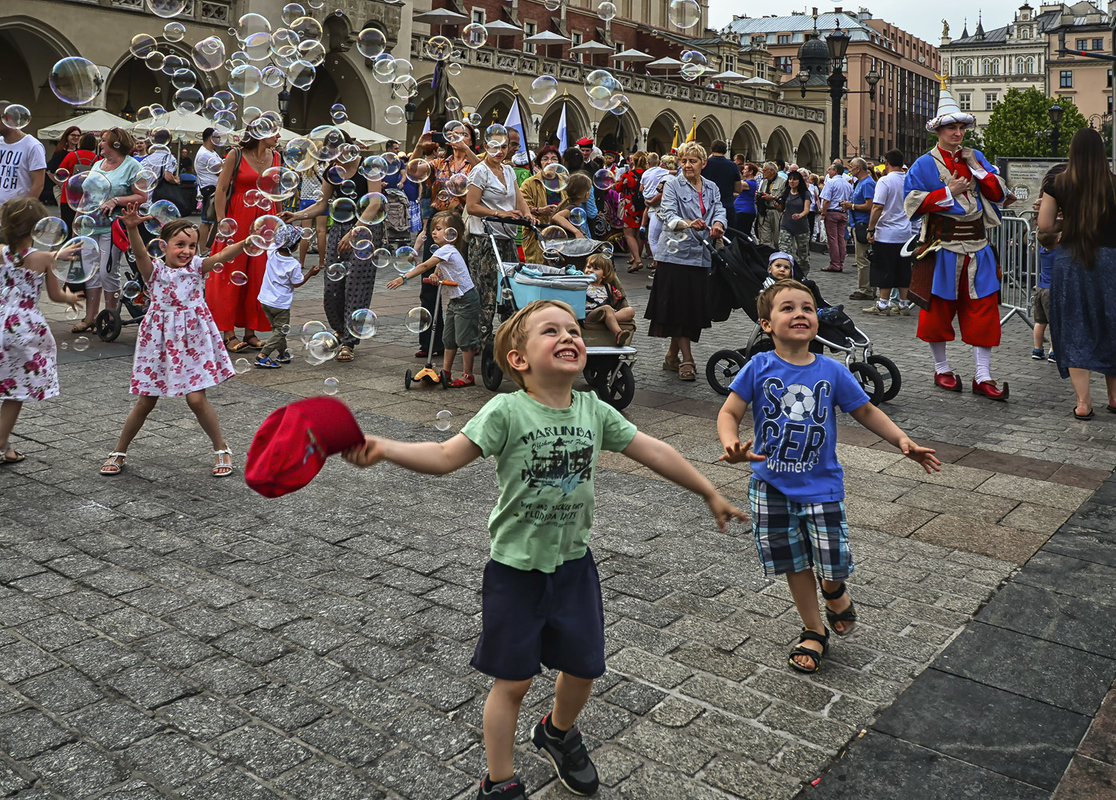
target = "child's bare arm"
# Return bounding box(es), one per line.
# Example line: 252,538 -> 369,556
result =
717,393 -> 766,464
202,240 -> 246,273
622,432 -> 747,530
387,255 -> 442,290
119,204 -> 154,281
850,403 -> 941,473
342,432 -> 481,473
291,264 -> 321,287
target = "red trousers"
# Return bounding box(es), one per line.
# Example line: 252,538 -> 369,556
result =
916,257 -> 1001,347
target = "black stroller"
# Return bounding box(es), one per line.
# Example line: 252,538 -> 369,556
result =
704,230 -> 901,404
94,218 -> 151,342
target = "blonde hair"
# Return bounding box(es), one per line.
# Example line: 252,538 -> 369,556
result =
430,210 -> 465,254
628,151 -> 648,170
756,279 -> 814,321
660,155 -> 677,170
676,142 -> 707,161
0,198 -> 47,248
494,299 -> 578,390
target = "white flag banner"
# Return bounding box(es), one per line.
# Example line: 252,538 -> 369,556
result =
503,100 -> 528,154
556,102 -> 568,153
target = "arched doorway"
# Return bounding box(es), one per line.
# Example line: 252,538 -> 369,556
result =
0,19 -> 79,134
292,52 -> 372,134
731,122 -> 761,162
475,87 -> 515,130
646,109 -> 684,155
795,131 -> 823,173
695,115 -> 725,149
537,98 -> 590,150
765,126 -> 793,165
105,51 -> 219,123
596,107 -> 640,153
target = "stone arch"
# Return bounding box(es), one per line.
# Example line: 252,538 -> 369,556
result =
765,126 -> 794,164
105,47 -> 220,122
731,121 -> 762,162
289,51 -> 373,134
646,108 -> 685,155
695,114 -> 726,149
476,86 -> 516,129
795,130 -> 823,173
596,107 -> 641,153
0,18 -> 82,132
537,97 -> 591,150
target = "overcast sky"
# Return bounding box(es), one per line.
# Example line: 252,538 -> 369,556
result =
707,2 -> 1036,47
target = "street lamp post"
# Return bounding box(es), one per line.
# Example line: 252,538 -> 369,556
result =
277,86 -> 290,128
1049,103 -> 1063,158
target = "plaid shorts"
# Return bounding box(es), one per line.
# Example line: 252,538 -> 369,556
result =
748,478 -> 853,580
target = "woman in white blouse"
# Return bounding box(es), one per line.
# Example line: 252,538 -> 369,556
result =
465,139 -> 536,344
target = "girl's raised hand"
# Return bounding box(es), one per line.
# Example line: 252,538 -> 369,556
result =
119,202 -> 150,229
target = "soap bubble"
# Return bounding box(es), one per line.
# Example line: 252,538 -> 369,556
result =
147,239 -> 166,259
31,217 -> 67,249
541,163 -> 570,192
146,0 -> 188,19
358,155 -> 387,181
283,137 -> 316,170
72,214 -> 96,237
669,0 -> 701,29
484,124 -> 508,149
443,120 -> 468,144
236,11 -> 271,39
404,158 -> 431,183
242,32 -> 274,62
300,320 -> 327,342
394,246 -> 417,274
298,39 -> 327,66
597,1 -> 617,21
444,173 -> 469,197
435,410 -> 453,431
372,54 -> 397,83
72,336 -> 90,352
384,105 -> 405,126
217,218 -> 238,238
330,197 -> 356,223
287,59 -> 316,90
70,171 -> 111,214
229,271 -> 249,286
193,37 -> 226,72
381,152 -> 402,176
529,75 -> 559,105
144,200 -> 181,235
329,103 -> 347,123
424,35 -> 453,61
405,306 -> 432,333
164,21 -> 186,42
323,377 -> 340,395
308,124 -> 344,161
357,27 -> 387,58
256,166 -> 299,201
325,262 -> 348,281
461,22 -> 488,49
446,96 -> 461,112
171,67 -> 197,90
282,3 -> 306,26
592,169 -> 615,191
228,64 -> 262,96
443,228 -> 458,243
448,63 -> 463,77
234,357 -> 252,374
347,308 -> 377,339
540,225 -> 568,243
49,57 -> 103,105
53,236 -> 100,284
122,281 -> 142,300
130,34 -> 159,59
569,208 -> 587,227
291,15 -> 323,42
358,192 -> 387,224
306,330 -> 340,364
250,214 -> 283,244
173,87 -> 204,113
371,248 -> 391,269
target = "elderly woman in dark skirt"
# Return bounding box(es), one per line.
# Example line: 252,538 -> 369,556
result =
644,141 -> 726,381
1038,127 -> 1116,419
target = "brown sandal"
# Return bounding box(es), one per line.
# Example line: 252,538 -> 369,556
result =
336,346 -> 354,362
244,336 -> 264,350
678,361 -> 696,381
224,336 -> 249,353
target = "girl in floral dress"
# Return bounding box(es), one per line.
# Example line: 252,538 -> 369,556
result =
0,199 -> 84,464
100,205 -> 246,478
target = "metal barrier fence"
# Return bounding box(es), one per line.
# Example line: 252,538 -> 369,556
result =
990,213 -> 1039,328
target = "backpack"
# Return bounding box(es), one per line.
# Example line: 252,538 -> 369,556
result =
384,188 -> 410,233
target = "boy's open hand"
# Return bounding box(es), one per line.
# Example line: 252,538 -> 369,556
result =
719,439 -> 767,465
342,436 -> 385,468
899,438 -> 942,473
706,492 -> 748,531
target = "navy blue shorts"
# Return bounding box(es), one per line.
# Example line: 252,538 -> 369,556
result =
471,550 -> 606,682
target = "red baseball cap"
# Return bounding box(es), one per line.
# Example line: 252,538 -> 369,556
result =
245,397 -> 365,497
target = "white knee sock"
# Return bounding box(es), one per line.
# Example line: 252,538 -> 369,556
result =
929,342 -> 950,374
974,346 -> 992,384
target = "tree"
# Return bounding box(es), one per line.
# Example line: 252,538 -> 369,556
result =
980,87 -> 1088,160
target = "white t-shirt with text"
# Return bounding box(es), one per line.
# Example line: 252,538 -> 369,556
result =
0,134 -> 47,205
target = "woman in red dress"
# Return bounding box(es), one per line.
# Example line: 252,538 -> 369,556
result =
209,133 -> 280,352
617,151 -> 647,273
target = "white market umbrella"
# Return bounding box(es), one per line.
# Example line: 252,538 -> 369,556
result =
742,76 -> 776,86
484,20 -> 523,34
335,120 -> 389,146
38,109 -> 131,141
133,109 -> 210,141
571,41 -> 615,54
524,31 -> 571,44
611,48 -> 653,62
710,70 -> 749,81
646,56 -> 684,69
413,8 -> 469,24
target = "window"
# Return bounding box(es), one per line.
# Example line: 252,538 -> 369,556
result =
958,92 -> 971,111
1060,70 -> 1073,88
524,21 -> 536,54
1022,27 -> 1031,39
1077,38 -> 1088,50
471,8 -> 485,24
1108,68 -> 1113,88
571,31 -> 582,62
985,92 -> 999,109
1094,38 -> 1104,50
870,109 -> 876,127
777,34 -> 791,44
775,55 -> 793,73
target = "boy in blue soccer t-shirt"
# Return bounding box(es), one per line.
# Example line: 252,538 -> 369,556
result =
345,299 -> 746,800
717,279 -> 941,674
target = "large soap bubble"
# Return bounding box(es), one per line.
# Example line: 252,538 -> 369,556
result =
668,0 -> 701,29
405,307 -> 432,334
529,75 -> 558,105
144,200 -> 181,235
228,64 -> 262,97
347,309 -> 377,339
146,0 -> 187,18
193,37 -> 226,72
49,58 -> 103,106
32,218 -> 68,249
53,236 -> 100,284
461,22 -> 488,49
356,27 -> 387,58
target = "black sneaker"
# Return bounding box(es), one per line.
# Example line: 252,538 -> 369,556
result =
532,714 -> 599,796
476,775 -> 527,799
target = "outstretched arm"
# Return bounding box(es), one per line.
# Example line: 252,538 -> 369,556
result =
202,239 -> 246,273
120,203 -> 154,282
850,403 -> 941,473
343,432 -> 481,473
622,431 -> 747,530
717,392 -> 767,465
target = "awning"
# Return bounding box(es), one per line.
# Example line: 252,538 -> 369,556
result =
413,9 -> 469,24
524,31 -> 571,44
645,56 -> 684,68
570,41 -> 615,55
484,20 -> 523,34
709,70 -> 749,80
610,48 -> 654,62
37,109 -> 131,141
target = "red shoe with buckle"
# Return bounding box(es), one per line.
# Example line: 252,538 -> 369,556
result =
450,373 -> 475,388
972,379 -> 1009,401
934,372 -> 962,392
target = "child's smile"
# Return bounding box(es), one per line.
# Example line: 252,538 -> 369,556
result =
762,288 -> 818,342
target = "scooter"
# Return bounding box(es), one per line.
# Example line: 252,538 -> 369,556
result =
404,276 -> 457,390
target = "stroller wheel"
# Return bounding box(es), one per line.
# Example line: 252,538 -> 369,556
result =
480,341 -> 503,391
596,362 -> 635,410
95,309 -> 122,342
849,361 -> 885,405
866,354 -> 902,403
706,349 -> 748,396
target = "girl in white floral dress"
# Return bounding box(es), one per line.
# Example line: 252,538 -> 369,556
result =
0,199 -> 84,464
100,205 -> 246,477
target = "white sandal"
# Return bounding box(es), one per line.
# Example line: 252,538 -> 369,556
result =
100,452 -> 126,476
212,448 -> 234,478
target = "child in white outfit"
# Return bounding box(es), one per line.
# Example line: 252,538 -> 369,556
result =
387,212 -> 479,386
257,225 -> 321,368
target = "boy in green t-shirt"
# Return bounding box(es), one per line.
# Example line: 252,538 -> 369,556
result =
345,299 -> 745,800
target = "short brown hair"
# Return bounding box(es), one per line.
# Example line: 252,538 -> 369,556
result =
494,299 -> 578,390
756,279 -> 814,321
159,219 -> 199,244
102,127 -> 135,156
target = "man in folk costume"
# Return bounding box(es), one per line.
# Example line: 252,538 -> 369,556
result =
904,78 -> 1011,401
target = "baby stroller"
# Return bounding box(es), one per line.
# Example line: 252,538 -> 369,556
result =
94,218 -> 151,342
703,230 -> 901,405
477,218 -> 639,410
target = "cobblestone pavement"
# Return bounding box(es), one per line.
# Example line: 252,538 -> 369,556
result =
0,252 -> 1112,799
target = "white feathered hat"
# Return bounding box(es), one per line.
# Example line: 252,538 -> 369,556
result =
926,76 -> 975,132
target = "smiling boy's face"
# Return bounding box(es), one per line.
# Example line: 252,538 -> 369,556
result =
760,287 -> 817,343
509,305 -> 586,386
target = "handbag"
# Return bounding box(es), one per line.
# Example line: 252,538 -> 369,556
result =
854,221 -> 869,244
